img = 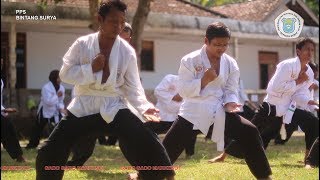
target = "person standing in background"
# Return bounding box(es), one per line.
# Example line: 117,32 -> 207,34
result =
26,70 -> 66,149
145,74 -> 199,158
1,58 -> 26,162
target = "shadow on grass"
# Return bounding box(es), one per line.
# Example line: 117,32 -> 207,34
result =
83,169 -> 128,179
270,163 -> 304,168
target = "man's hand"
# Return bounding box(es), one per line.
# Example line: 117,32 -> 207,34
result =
143,108 -> 161,122
201,68 -> 217,89
91,53 -> 106,73
172,94 -> 183,102
60,109 -> 68,116
57,91 -> 63,97
296,72 -> 309,85
308,100 -> 319,106
2,108 -> 17,113
224,102 -> 242,113
309,83 -> 319,91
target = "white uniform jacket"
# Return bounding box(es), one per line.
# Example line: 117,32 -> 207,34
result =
264,57 -> 314,118
38,81 -> 65,122
60,32 -> 153,123
154,74 -> 182,122
177,45 -> 240,151
1,79 -> 6,116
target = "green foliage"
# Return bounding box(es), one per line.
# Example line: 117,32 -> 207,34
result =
305,0 -> 319,17
187,0 -> 319,17
187,0 -> 248,7
36,0 -> 65,10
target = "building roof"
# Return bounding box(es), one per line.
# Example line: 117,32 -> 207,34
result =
2,0 -> 318,40
211,0 -> 283,22
10,0 -> 224,18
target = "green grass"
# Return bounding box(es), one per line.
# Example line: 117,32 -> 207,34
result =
1,132 -> 319,180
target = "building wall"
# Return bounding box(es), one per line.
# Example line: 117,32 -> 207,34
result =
140,38 -> 203,89
237,40 -> 293,89
22,30 -> 318,91
26,31 -> 83,89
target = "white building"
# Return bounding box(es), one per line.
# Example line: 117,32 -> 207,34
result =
1,0 -> 318,92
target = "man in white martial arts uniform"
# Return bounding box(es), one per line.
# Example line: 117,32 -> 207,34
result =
1,58 -> 26,162
35,1 -> 175,180
274,61 -> 319,145
144,74 -> 199,158
162,22 -> 272,179
248,38 -> 319,164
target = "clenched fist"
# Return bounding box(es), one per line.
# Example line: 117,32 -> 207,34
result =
91,53 -> 106,73
201,68 -> 218,89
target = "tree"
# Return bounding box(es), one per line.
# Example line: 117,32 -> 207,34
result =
42,0 -> 152,67
131,0 -> 153,68
186,0 -> 247,7
305,0 -> 319,17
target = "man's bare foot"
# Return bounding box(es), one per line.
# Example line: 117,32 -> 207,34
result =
305,164 -> 315,169
208,153 -> 227,163
127,172 -> 138,180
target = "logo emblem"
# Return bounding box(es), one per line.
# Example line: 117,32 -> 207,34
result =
274,9 -> 303,38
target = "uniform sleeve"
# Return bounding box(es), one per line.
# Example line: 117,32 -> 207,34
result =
59,39 -> 96,85
58,86 -> 65,109
119,53 -> 154,114
238,79 -> 249,102
1,80 -> 4,111
177,59 -> 201,98
42,85 -> 59,107
154,75 -> 176,105
223,60 -> 240,104
267,64 -> 297,94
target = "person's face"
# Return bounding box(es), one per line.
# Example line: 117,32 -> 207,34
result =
205,37 -> 229,59
57,77 -> 61,85
297,42 -> 315,63
120,30 -> 131,42
98,8 -> 125,38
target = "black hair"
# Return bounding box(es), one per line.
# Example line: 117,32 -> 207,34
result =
296,37 -> 315,50
123,22 -> 132,36
308,62 -> 319,72
205,22 -> 231,43
98,0 -> 127,21
49,70 -> 60,91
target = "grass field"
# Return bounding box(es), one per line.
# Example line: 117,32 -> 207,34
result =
1,132 -> 319,180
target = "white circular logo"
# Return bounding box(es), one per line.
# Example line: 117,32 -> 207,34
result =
274,9 -> 304,38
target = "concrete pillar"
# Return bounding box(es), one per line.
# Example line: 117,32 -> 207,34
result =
233,37 -> 239,60
9,22 -> 17,106
292,42 -> 296,57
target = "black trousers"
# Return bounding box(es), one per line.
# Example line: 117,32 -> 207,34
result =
144,121 -> 199,156
105,135 -> 118,145
162,114 -> 271,179
67,119 -> 198,167
1,115 -> 23,159
36,109 -> 174,180
66,135 -> 97,166
27,108 -> 61,148
305,137 -> 319,167
238,104 -> 256,120
251,104 -> 319,150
